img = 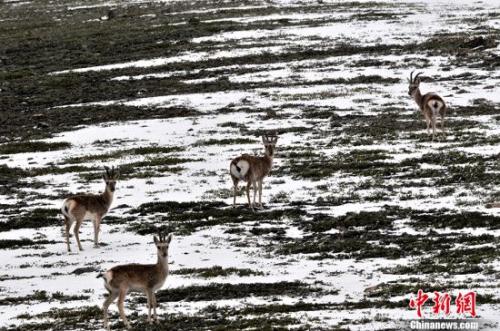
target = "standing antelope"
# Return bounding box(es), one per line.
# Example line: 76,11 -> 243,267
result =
408,71 -> 447,140
99,233 -> 173,330
61,166 -> 119,252
230,134 -> 278,210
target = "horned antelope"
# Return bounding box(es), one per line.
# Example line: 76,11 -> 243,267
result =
61,166 -> 119,252
408,71 -> 447,140
99,233 -> 173,330
230,134 -> 278,210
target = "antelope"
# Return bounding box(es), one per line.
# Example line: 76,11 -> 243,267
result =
99,233 -> 173,330
408,71 -> 447,140
61,166 -> 119,252
486,202 -> 500,208
230,134 -> 278,210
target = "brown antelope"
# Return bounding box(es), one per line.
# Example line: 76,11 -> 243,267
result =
486,202 -> 500,208
230,134 -> 278,210
99,233 -> 173,330
408,71 -> 447,140
61,166 -> 119,252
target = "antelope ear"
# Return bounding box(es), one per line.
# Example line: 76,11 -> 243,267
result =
166,233 -> 173,244
154,236 -> 159,245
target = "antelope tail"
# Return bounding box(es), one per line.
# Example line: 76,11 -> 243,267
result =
429,100 -> 444,117
230,160 -> 250,180
61,200 -> 71,217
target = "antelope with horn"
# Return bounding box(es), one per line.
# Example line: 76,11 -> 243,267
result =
230,133 -> 278,211
408,71 -> 447,140
99,233 -> 173,330
61,166 -> 119,252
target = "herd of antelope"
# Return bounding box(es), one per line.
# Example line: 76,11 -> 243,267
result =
61,133 -> 278,329
58,71 -> 494,329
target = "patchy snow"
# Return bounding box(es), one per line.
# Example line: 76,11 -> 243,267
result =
1,0 -> 500,329
51,47 -> 284,75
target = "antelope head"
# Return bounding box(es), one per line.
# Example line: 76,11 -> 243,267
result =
154,232 -> 172,259
103,166 -> 120,192
262,133 -> 278,157
408,71 -> 423,96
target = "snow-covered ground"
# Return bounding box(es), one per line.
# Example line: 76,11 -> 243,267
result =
1,0 -> 499,330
